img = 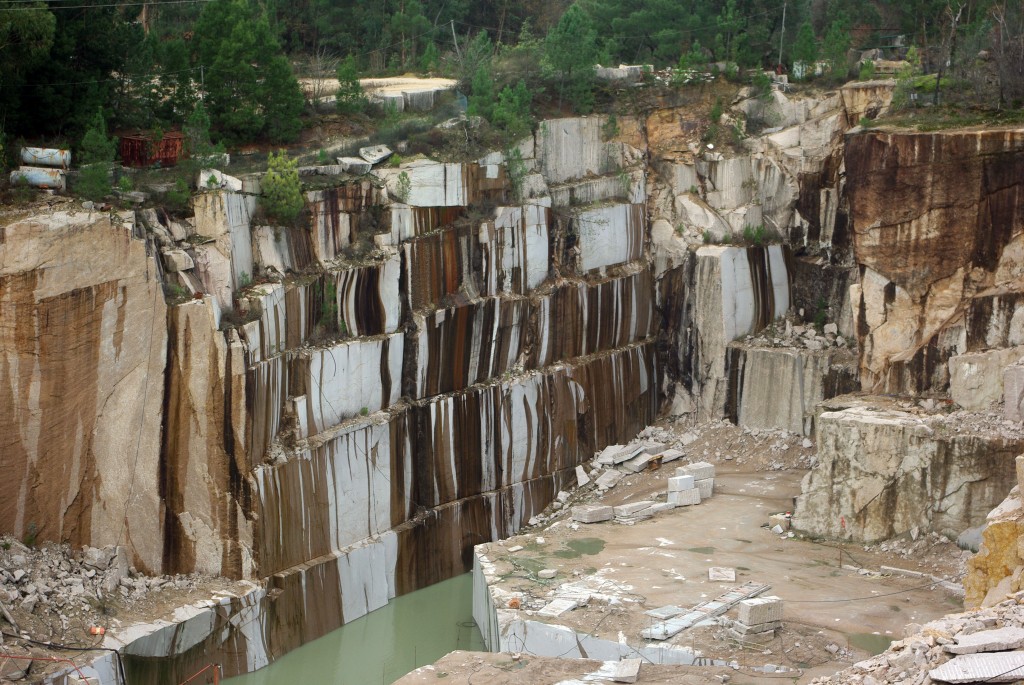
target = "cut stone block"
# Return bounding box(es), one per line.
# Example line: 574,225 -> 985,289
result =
668,489 -> 701,506
668,475 -> 695,492
738,596 -> 783,625
576,464 -> 591,487
572,504 -> 613,523
594,470 -> 624,490
696,478 -> 714,499
614,501 -> 655,517
359,144 -> 393,165
612,658 -> 642,684
677,461 -> 716,480
537,598 -> 578,617
651,502 -> 676,513
946,627 -> 1024,655
338,157 -> 372,174
709,567 -> 736,581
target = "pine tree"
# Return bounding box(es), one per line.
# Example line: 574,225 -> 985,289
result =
792,21 -> 818,76
336,55 -> 367,114
492,80 -> 532,139
261,151 -> 304,224
77,109 -> 115,200
822,19 -> 852,84
544,4 -> 599,113
468,63 -> 495,120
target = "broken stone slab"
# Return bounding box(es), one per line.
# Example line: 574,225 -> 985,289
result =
645,605 -> 686,620
597,444 -> 644,465
709,567 -> 737,582
538,569 -> 557,580
622,453 -> 656,473
677,461 -> 715,480
668,489 -> 701,506
668,475 -> 695,492
359,144 -> 393,165
696,478 -> 715,499
614,501 -> 655,517
659,448 -> 685,463
930,652 -> 1024,683
738,596 -> 783,625
594,470 -> 624,490
537,598 -> 577,618
338,157 -> 372,174
642,443 -> 668,456
575,465 -> 590,487
612,658 -> 642,683
572,504 -> 613,523
946,627 -> 1024,654
162,249 -> 194,273
556,490 -> 571,504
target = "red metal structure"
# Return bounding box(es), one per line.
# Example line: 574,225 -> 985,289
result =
119,131 -> 185,168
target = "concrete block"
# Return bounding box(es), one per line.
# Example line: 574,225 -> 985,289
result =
572,504 -> 613,523
612,658 -> 642,683
677,461 -> 715,480
696,478 -> 714,499
594,470 -> 624,490
668,475 -> 695,492
614,501 -> 655,517
668,489 -> 701,506
738,596 -> 783,625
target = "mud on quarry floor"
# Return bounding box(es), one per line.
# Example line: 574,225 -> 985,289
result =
478,421 -> 969,682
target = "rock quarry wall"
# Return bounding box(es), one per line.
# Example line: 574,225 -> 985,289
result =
7,79 -> 1024,679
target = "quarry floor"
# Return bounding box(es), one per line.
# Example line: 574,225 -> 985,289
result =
474,421 -> 968,683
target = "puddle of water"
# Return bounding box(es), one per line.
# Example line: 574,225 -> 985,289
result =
687,546 -> 716,554
128,573 -> 484,685
849,632 -> 893,655
554,537 -> 606,558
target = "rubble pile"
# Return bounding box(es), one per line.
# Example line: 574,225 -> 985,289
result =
812,591 -> 1024,685
0,536 -> 205,642
743,318 -> 851,352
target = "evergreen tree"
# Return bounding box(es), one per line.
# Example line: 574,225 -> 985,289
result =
195,0 -> 304,144
792,21 -> 818,73
77,109 -> 115,200
492,80 -> 533,139
468,63 -> 495,120
336,55 -> 367,114
822,18 -> 852,83
544,4 -> 599,113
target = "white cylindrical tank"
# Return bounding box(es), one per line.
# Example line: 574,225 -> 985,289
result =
21,147 -> 71,169
10,166 -> 67,191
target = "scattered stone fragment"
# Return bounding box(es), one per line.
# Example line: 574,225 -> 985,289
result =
575,465 -> 590,487
538,569 -> 557,580
537,598 -> 577,618
612,658 -> 642,683
507,545 -> 524,553
709,567 -> 737,581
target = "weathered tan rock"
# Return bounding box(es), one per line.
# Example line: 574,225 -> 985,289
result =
840,80 -> 895,122
163,298 -> 252,577
950,348 -> 1024,410
846,128 -> 1024,392
794,400 -> 1024,542
0,210 -> 167,573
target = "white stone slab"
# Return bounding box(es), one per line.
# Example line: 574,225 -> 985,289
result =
645,605 -> 685,619
668,475 -> 695,492
576,465 -> 591,487
538,598 -> 578,618
947,627 -> 1024,655
614,501 -> 655,517
594,470 -> 624,490
677,461 -> 715,480
659,448 -> 685,463
930,652 -> 1024,683
709,567 -> 736,582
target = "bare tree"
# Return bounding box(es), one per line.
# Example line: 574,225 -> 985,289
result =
991,1 -> 1024,107
933,1 -> 964,105
307,44 -> 339,109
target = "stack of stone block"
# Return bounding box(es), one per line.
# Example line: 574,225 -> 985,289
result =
667,473 -> 700,506
676,461 -> 715,499
730,596 -> 783,638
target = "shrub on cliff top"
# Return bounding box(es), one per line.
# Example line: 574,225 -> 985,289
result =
261,151 -> 304,224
